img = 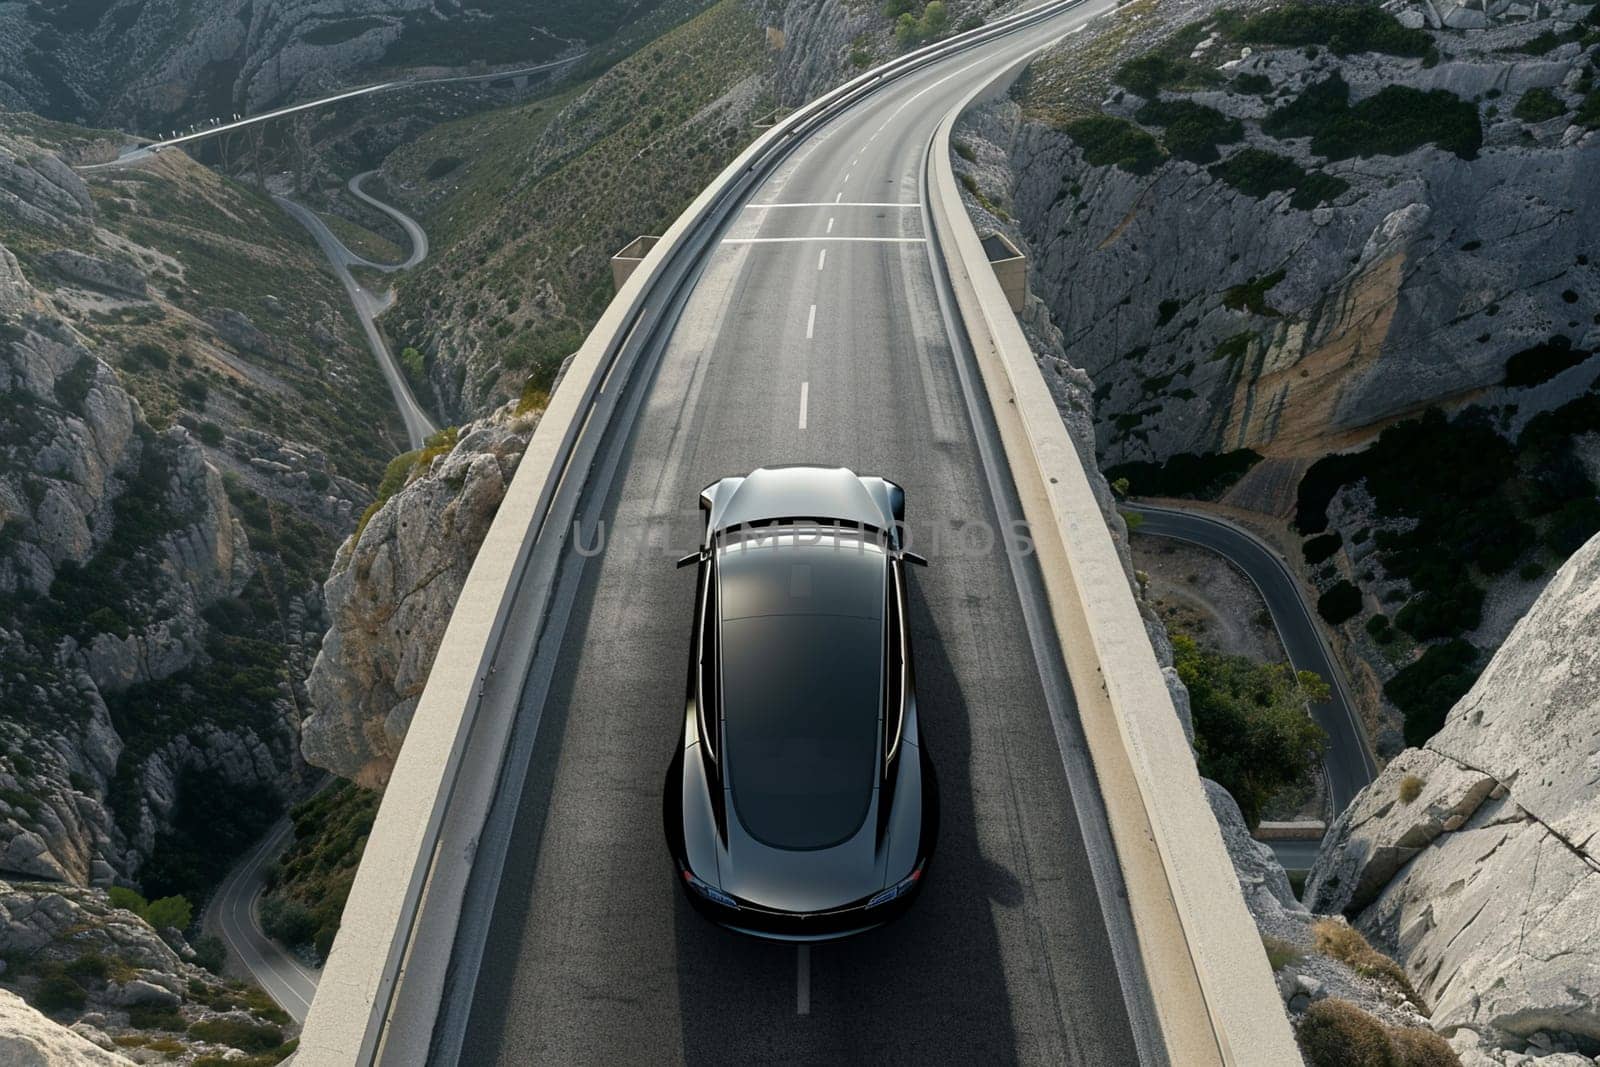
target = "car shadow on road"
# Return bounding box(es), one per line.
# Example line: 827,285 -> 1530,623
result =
672,583 -> 1025,1065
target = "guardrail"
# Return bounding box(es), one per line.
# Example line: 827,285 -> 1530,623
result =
923,49 -> 1303,1067
296,4 -> 1101,1062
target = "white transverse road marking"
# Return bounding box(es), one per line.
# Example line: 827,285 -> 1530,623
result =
723,236 -> 926,245
806,304 -> 817,338
797,945 -> 811,1015
744,202 -> 921,209
798,382 -> 810,430
817,249 -> 827,271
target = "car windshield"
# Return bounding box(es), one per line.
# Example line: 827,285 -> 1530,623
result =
717,535 -> 884,850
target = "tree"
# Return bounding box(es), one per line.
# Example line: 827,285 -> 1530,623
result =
1173,633 -> 1329,827
143,895 -> 193,932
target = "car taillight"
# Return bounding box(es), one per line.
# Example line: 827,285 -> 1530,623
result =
682,867 -> 738,909
867,864 -> 923,908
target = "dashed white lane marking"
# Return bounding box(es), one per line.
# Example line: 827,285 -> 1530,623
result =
722,236 -> 926,245
852,156 -> 859,166
817,249 -> 827,271
835,191 -> 843,203
806,304 -> 817,338
797,945 -> 811,1015
798,382 -> 810,430
827,217 -> 835,233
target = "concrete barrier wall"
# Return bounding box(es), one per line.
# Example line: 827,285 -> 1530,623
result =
925,52 -> 1303,1067
296,5 -> 1103,1063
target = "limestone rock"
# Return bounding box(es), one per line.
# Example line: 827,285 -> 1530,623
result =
40,250 -> 148,299
1309,532 -> 1600,1046
303,405 -> 536,784
0,989 -> 131,1066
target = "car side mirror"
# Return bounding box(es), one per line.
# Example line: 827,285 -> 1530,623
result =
676,552 -> 704,569
900,551 -> 929,567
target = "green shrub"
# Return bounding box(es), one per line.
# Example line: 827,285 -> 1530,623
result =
64,953 -> 109,980
34,974 -> 87,1013
128,1004 -> 186,1030
1512,86 -> 1567,122
143,895 -> 193,931
1385,639 -> 1480,745
1365,613 -> 1395,644
1303,532 -> 1343,564
109,885 -> 149,914
1209,148 -> 1350,208
1114,50 -> 1223,97
1265,75 -> 1481,159
1503,335 -> 1591,388
1232,72 -> 1273,95
191,935 -> 227,975
1318,581 -> 1362,624
1224,270 -> 1287,316
1173,632 -> 1329,827
260,896 -> 318,949
188,1018 -> 284,1053
1134,99 -> 1243,163
1235,3 -> 1432,57
1578,88 -> 1600,129
1063,115 -> 1166,174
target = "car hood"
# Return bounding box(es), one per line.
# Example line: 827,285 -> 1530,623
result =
709,467 -> 890,533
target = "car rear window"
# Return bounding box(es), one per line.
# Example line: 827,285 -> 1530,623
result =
720,613 -> 882,850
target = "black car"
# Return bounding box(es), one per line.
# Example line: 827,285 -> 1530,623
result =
664,466 -> 938,940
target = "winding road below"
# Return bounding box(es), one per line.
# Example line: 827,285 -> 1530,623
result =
275,173 -> 438,449
206,814 -> 321,1022
1127,502 -> 1379,864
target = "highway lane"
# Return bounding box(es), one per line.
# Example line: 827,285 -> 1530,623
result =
346,172 -> 428,272
275,184 -> 438,449
448,8 -> 1157,1064
1127,504 -> 1378,817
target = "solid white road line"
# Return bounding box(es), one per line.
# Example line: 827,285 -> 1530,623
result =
798,383 -> 809,430
817,249 -> 827,271
722,236 -> 926,245
806,304 -> 817,338
797,945 -> 811,1015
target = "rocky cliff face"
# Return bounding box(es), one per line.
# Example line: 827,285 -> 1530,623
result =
0,111 -> 401,891
0,879 -> 296,1062
1306,530 -> 1600,1062
993,0 -> 1598,476
0,244 -> 295,887
303,406 -> 536,786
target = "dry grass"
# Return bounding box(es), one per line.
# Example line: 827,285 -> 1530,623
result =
1262,934 -> 1305,970
1313,919 -> 1421,1006
1399,774 -> 1424,804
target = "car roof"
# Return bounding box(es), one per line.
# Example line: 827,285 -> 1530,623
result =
716,530 -> 886,622
715,531 -> 886,851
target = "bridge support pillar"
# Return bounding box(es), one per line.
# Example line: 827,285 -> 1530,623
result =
981,231 -> 1027,313
611,235 -> 661,290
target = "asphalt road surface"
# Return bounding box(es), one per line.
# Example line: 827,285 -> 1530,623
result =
1128,504 -> 1378,817
449,7 -> 1162,1065
275,183 -> 439,448
207,817 -> 320,1022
